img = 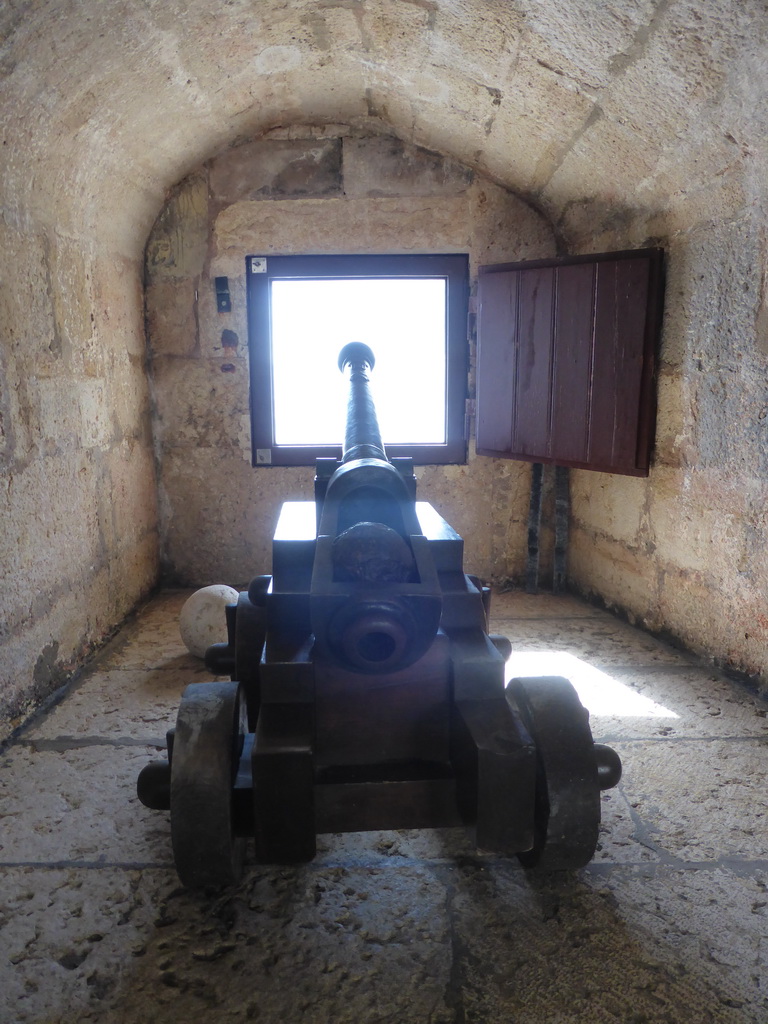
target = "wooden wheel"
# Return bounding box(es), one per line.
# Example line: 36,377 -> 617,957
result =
235,590 -> 267,728
170,681 -> 247,888
506,675 -> 600,870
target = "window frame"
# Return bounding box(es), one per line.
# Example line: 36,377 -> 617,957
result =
246,253 -> 469,467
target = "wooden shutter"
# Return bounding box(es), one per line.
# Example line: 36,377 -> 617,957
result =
476,249 -> 664,476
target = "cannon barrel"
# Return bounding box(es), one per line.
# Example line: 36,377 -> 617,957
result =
338,342 -> 387,464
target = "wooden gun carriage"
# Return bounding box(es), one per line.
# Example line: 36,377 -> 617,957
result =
138,342 -> 622,887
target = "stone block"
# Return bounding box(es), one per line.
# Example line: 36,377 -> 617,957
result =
342,136 -> 472,197
653,370 -> 693,468
195,274 -> 249,357
602,0 -> 745,148
34,377 -> 82,453
263,125 -> 352,141
109,440 -> 159,548
619,738 -> 768,861
210,138 -> 342,203
214,195 -> 472,260
644,171 -> 747,240
0,223 -> 61,379
569,526 -> 658,623
47,235 -> 95,372
489,588 -> 600,621
500,615 -> 691,668
589,664 -> 768,740
158,447 -> 311,585
145,279 -> 198,357
479,53 -> 597,194
0,743 -> 175,864
428,2 -> 523,85
543,112 -> 661,215
0,544 -> 156,744
0,453 -> 101,609
520,0 -> 654,89
92,256 -> 147,359
77,379 -> 112,449
649,467 -> 747,575
151,355 -> 250,450
145,173 -> 209,280
554,197 -> 655,259
571,470 -> 647,547
655,566 -> 731,661
109,354 -> 154,447
489,458 -> 535,579
468,181 -> 556,267
416,458 -> 494,579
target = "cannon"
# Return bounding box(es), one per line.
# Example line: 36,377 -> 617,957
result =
137,342 -> 622,888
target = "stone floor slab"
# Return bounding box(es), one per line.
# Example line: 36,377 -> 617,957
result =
0,745 -> 173,867
2,588 -> 768,1023
613,737 -> 768,863
500,617 -> 696,667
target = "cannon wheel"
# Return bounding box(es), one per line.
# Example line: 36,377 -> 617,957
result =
170,681 -> 247,888
506,676 -> 600,870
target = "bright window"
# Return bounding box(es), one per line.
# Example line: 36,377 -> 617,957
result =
246,254 -> 468,466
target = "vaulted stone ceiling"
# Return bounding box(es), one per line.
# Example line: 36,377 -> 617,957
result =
2,0 -> 766,254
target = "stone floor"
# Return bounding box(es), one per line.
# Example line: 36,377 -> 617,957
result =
1,588 -> 767,1023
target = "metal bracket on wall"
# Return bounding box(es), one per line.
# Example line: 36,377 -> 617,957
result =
553,466 -> 569,594
215,276 -> 231,313
526,462 -> 543,594
525,463 -> 570,594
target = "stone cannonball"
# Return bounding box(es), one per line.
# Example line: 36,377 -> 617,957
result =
179,584 -> 239,659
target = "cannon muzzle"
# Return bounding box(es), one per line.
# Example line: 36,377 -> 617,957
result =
338,342 -> 387,464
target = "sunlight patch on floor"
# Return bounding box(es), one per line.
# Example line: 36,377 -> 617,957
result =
505,651 -> 679,719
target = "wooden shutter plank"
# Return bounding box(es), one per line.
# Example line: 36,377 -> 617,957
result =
589,258 -> 650,471
476,269 -> 517,453
477,248 -> 663,476
550,262 -> 595,464
512,268 -> 554,458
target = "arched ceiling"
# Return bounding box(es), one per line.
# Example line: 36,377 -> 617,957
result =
1,0 -> 767,255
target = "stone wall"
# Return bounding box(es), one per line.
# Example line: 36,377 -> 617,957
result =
3,0 -> 768,741
561,179 -> 768,691
145,126 -> 556,587
0,229 -> 159,742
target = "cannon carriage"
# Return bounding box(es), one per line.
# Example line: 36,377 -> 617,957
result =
138,342 -> 622,888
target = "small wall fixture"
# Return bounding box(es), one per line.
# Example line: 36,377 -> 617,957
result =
214,276 -> 231,313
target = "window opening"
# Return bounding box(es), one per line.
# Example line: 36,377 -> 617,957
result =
246,253 -> 469,466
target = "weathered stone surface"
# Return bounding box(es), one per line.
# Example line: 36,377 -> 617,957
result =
502,615 -> 692,669
146,128 -> 554,586
158,449 -> 312,585
213,193 -> 473,263
653,370 -> 692,467
468,180 -> 557,266
342,135 -> 472,197
0,189 -> 158,741
568,525 -> 660,626
3,0 -> 768,734
210,138 -> 343,201
151,355 -> 250,450
481,52 -> 598,194
145,280 -> 199,358
145,175 -> 210,280
570,472 -> 647,547
3,591 -> 768,1023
